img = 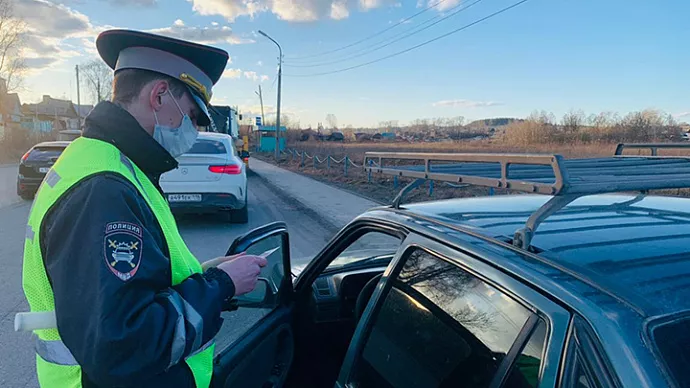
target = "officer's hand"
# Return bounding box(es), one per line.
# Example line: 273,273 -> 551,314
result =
201,252 -> 246,271
217,254 -> 268,296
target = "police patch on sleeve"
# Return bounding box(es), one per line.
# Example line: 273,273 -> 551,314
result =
104,222 -> 143,281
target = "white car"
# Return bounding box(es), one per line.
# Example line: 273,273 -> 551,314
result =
160,132 -> 248,223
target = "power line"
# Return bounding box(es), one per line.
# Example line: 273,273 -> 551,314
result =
286,0 -> 449,60
285,0 -> 485,68
285,0 -> 475,66
285,0 -> 532,78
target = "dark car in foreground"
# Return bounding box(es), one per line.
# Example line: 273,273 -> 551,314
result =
203,143 -> 690,388
17,141 -> 70,200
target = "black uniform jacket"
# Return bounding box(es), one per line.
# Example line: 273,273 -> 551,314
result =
40,102 -> 235,387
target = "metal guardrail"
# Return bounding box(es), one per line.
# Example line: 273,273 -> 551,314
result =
615,142 -> 690,156
364,151 -> 690,197
364,146 -> 690,249
365,152 -> 566,195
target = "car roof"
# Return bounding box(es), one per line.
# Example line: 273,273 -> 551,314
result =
197,131 -> 232,140
395,194 -> 690,318
33,141 -> 71,148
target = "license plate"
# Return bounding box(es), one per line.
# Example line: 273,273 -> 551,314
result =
38,167 -> 50,173
168,194 -> 202,202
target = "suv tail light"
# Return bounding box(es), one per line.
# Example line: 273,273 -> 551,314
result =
209,165 -> 242,175
21,150 -> 31,162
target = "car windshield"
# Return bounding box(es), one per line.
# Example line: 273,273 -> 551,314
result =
187,139 -> 227,154
327,232 -> 401,270
651,316 -> 690,387
27,147 -> 64,162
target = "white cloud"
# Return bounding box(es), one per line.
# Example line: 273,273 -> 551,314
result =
432,99 -> 503,108
211,95 -> 230,104
188,0 -> 268,22
223,68 -> 243,79
434,0 -> 461,11
257,60 -> 263,66
189,0 -> 393,22
330,0 -> 349,19
211,21 -> 219,26
674,112 -> 690,119
13,0 -> 97,71
241,71 -> 269,82
244,70 -> 259,81
359,0 -> 395,10
16,0 -> 93,39
417,0 -> 460,11
24,57 -> 60,69
147,22 -> 254,45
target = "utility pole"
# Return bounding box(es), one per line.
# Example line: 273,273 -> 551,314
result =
255,85 -> 265,125
258,30 -> 282,160
75,65 -> 82,130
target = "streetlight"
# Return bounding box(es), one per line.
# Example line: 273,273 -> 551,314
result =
258,30 -> 282,160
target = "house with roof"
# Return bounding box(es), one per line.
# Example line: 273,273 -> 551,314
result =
22,95 -> 80,133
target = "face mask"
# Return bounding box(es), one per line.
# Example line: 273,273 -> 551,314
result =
152,91 -> 198,158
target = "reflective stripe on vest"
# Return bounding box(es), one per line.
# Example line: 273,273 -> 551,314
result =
35,337 -> 78,366
22,137 -> 215,388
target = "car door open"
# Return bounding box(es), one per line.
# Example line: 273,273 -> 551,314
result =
212,222 -> 295,388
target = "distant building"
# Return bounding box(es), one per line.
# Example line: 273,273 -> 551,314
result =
22,95 -> 80,133
256,125 -> 287,152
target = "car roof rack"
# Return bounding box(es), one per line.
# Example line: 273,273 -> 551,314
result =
365,142 -> 690,250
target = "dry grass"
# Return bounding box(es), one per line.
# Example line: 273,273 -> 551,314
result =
283,139 -> 678,161
260,140 -> 690,204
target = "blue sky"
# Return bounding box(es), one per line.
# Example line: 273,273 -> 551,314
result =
18,0 -> 689,127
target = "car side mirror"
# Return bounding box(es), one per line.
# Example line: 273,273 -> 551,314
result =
225,222 -> 291,309
235,277 -> 278,308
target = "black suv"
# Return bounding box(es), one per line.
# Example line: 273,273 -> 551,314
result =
17,141 -> 70,200
204,143 -> 689,388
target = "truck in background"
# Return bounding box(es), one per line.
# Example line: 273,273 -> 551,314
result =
209,106 -> 240,138
209,105 -> 250,165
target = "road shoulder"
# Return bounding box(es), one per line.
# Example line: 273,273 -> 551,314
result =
249,158 -> 379,229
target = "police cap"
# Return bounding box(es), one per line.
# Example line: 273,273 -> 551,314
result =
96,29 -> 229,126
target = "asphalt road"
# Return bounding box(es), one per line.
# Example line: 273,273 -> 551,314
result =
0,165 -> 20,209
0,170 -> 338,387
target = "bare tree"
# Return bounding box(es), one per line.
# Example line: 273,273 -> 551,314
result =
0,0 -> 27,92
325,113 -> 338,129
562,109 -> 585,133
80,59 -> 113,103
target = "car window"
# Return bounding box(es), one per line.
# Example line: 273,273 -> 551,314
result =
507,319 -> 546,387
350,248 -> 544,388
568,355 -> 597,388
651,315 -> 690,388
327,231 -> 401,270
27,147 -> 64,161
186,139 -> 227,154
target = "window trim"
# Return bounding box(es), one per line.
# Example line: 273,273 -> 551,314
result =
490,313 -> 542,388
560,316 -> 621,388
338,232 -> 570,388
644,311 -> 690,388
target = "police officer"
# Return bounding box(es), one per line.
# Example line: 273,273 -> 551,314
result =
21,29 -> 267,387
